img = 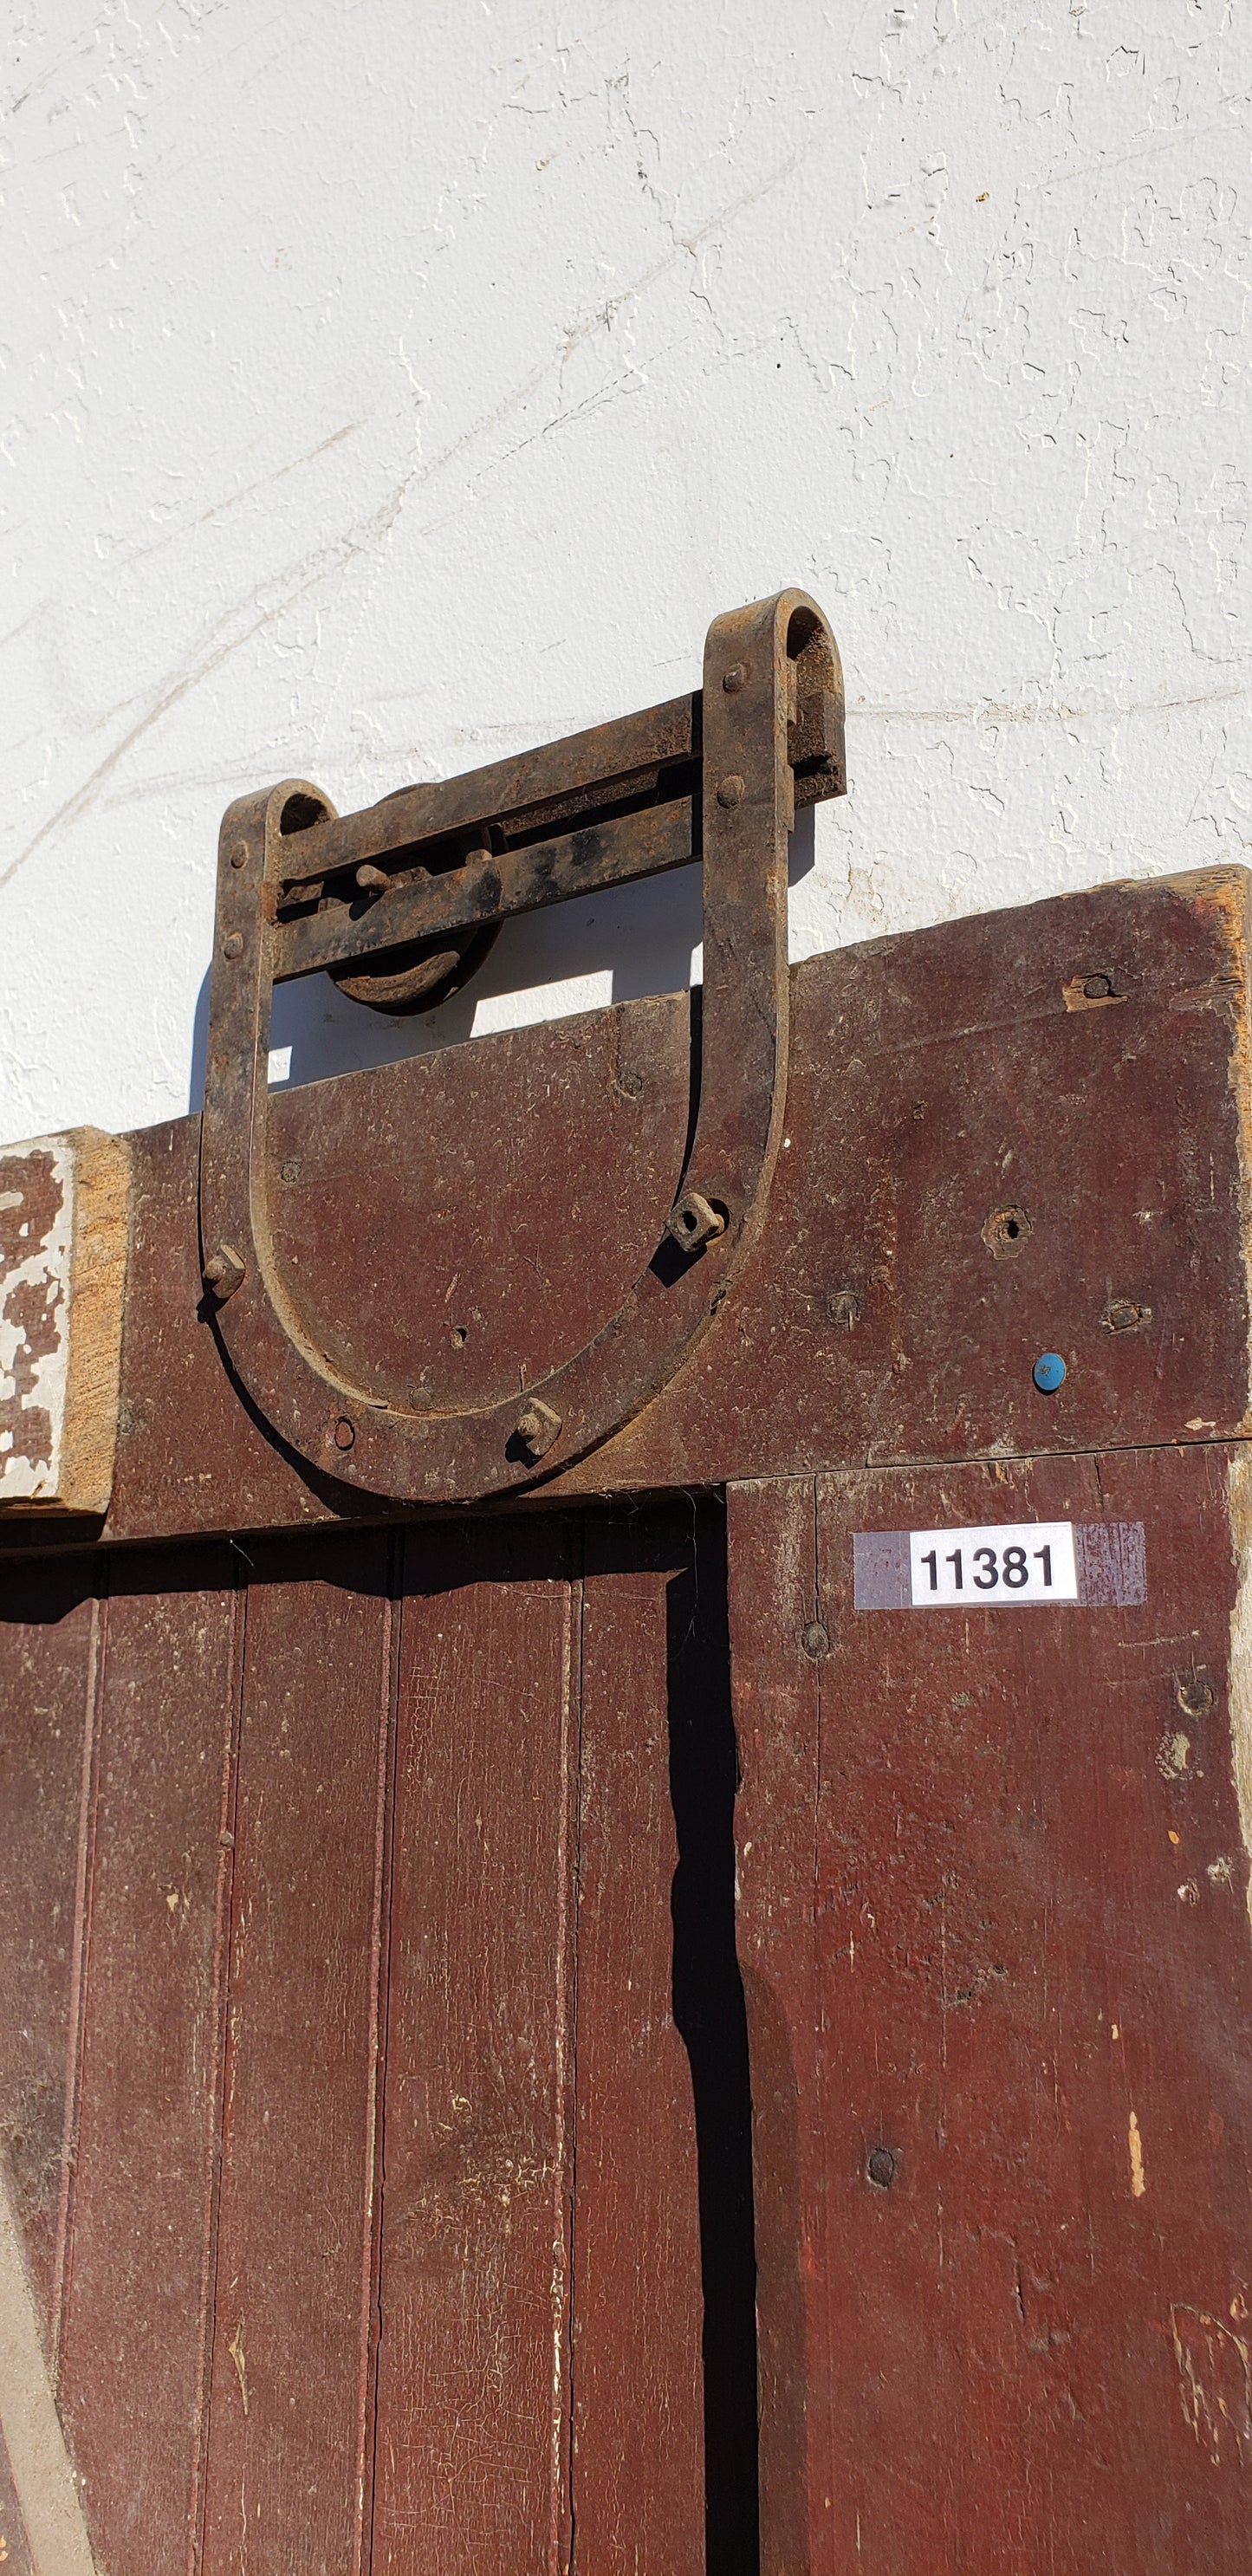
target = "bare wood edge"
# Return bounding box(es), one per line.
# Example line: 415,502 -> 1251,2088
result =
0,1126 -> 130,1518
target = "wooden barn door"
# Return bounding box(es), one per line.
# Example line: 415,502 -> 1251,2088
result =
0,1502 -> 756,2576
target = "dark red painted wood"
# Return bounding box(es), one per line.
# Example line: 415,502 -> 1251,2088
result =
732,1450 -> 1252,2573
570,1510 -> 708,2573
0,1556 -> 97,2346
726,1477 -> 824,2576
90,867 -> 1252,1549
55,1548 -> 239,2575
370,1519 -> 577,2574
198,1530 -> 394,2576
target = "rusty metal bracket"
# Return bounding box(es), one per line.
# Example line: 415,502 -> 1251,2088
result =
198,589 -> 844,1503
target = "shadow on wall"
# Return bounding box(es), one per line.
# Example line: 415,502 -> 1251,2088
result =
187,810 -> 816,1113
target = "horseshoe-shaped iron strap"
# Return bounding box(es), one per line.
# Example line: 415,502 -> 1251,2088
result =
198,589 -> 843,1503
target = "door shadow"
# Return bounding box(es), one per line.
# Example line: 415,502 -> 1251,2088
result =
666,1517 -> 761,2576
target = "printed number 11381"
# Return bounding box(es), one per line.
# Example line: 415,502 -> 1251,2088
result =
907,1521 -> 1078,1606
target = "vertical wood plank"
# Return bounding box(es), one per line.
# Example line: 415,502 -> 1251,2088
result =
0,1557 -> 98,2349
369,1519 -> 577,2576
199,1528 -> 393,2576
55,1545 -> 239,2576
726,1477 -> 823,2576
734,1447 -> 1252,2574
571,1504 -> 730,2574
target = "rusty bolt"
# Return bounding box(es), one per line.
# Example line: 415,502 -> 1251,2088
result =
666,1190 -> 727,1253
1084,971 -> 1115,1000
222,931 -> 243,961
1177,1673 -> 1215,1720
866,2146 -> 898,2190
618,1069 -> 644,1099
1103,1296 -> 1151,1333
355,863 -> 388,892
333,1417 -> 355,1452
827,1286 -> 862,1328
717,773 -> 745,808
515,1398 -> 561,1460
203,1243 -> 246,1302
230,840 -> 250,870
801,1621 -> 830,1661
722,663 -> 747,693
280,1158 -> 302,1184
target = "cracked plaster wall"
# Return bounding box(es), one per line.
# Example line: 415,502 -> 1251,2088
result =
3,0 -> 1251,1138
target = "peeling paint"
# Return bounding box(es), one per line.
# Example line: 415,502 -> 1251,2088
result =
1171,2306 -> 1252,2469
1127,2111 -> 1146,2199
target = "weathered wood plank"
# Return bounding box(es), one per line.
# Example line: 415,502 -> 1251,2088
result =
0,1128 -> 127,1518
0,1557 -> 98,2341
369,1519 -> 577,2574
55,1547 -> 239,2575
570,1508 -> 712,2573
28,864 -> 1248,1553
726,1476 -> 824,2576
198,1529 -> 393,2576
733,1447 -> 1252,2571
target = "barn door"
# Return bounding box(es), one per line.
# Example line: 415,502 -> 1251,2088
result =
4,592 -> 1252,2573
2,1503 -> 756,2576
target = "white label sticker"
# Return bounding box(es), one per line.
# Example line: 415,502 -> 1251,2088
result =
907,1521 -> 1078,1606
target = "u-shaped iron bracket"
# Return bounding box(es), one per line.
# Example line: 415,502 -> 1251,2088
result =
198,589 -> 844,1503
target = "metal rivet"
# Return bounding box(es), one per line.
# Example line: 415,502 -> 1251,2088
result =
619,1070 -> 644,1098
515,1398 -> 561,1460
717,773 -> 745,808
827,1286 -> 861,1328
230,840 -> 250,870
355,863 -> 388,892
203,1243 -> 246,1302
1033,1351 -> 1067,1392
867,2146 -> 898,2190
222,931 -> 243,961
801,1621 -> 830,1661
279,1158 -> 302,1184
722,663 -> 747,693
666,1190 -> 727,1252
333,1417 -> 355,1451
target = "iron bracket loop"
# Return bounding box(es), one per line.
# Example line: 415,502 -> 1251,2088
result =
198,589 -> 844,1502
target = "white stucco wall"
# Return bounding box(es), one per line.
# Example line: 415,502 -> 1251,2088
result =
3,2 -> 1250,1144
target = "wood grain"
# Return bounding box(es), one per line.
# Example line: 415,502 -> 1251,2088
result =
198,1528 -> 393,2576
55,1547 -> 239,2575
732,1450 -> 1252,2572
370,1519 -> 577,2574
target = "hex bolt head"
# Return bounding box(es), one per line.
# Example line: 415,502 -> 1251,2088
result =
515,1398 -> 561,1460
722,662 -> 747,693
716,773 -> 745,808
229,840 -> 250,871
666,1190 -> 727,1253
333,1417 -> 355,1451
203,1243 -> 246,1302
222,931 -> 243,961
